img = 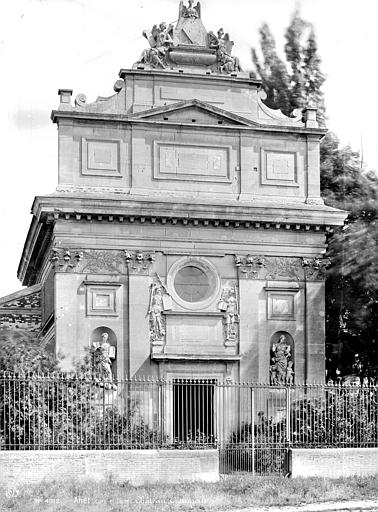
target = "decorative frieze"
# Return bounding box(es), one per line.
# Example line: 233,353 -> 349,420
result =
235,255 -> 328,281
50,248 -> 156,276
265,257 -> 303,281
50,249 -> 124,274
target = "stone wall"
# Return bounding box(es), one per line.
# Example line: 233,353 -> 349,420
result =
0,449 -> 219,488
291,448 -> 378,478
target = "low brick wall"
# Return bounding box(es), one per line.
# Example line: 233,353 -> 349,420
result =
291,448 -> 378,478
0,449 -> 219,487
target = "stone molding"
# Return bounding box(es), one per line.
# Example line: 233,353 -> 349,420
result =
235,255 -> 329,281
50,249 -> 155,276
44,211 -> 333,233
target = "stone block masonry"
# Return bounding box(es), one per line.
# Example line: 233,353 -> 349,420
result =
290,448 -> 378,478
0,449 -> 219,487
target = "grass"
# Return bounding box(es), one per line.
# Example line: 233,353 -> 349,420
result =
1,474 -> 377,512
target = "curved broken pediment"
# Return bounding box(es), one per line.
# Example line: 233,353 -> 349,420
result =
257,89 -> 305,127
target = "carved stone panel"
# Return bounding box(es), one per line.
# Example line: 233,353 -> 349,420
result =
154,142 -> 231,182
235,255 -> 328,282
265,257 -> 304,281
50,248 -> 156,276
50,249 -> 126,274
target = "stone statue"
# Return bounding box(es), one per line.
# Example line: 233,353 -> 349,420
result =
218,286 -> 239,342
208,28 -> 243,74
148,275 -> 172,342
179,0 -> 201,18
92,332 -> 117,389
148,284 -> 165,340
270,334 -> 294,386
137,22 -> 174,69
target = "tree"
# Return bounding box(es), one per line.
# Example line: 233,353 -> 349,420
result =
0,330 -> 58,373
252,10 -> 326,125
252,13 -> 378,382
252,23 -> 292,116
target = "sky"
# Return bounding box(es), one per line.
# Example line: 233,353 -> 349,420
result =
0,0 -> 377,297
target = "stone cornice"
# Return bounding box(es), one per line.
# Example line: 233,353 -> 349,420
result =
118,67 -> 262,86
18,194 -> 346,286
50,109 -> 327,136
31,194 -> 346,227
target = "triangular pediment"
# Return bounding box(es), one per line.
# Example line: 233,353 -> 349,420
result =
130,100 -> 258,127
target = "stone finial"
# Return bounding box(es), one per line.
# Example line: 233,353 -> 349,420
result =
58,89 -> 73,111
303,106 -> 318,128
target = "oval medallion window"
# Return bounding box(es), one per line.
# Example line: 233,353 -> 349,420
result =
174,265 -> 210,303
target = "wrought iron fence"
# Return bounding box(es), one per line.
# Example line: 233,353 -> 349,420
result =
1,373 -> 377,475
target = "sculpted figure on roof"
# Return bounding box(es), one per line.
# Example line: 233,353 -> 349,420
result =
137,21 -> 174,69
208,28 -> 243,74
179,0 -> 201,18
134,1 -> 243,73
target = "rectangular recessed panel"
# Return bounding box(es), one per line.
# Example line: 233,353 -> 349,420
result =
81,138 -> 122,177
160,86 -> 225,105
266,152 -> 295,181
86,286 -> 119,317
268,292 -> 295,320
93,293 -> 111,309
166,315 -> 223,352
155,142 -> 231,182
261,149 -> 299,187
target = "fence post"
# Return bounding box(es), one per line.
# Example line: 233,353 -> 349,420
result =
285,387 -> 291,445
251,387 -> 255,476
103,388 -> 106,448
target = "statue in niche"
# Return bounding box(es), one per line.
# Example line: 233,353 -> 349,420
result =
92,332 -> 117,390
137,22 -> 174,69
218,286 -> 239,342
208,28 -> 243,74
270,334 -> 294,386
179,0 -> 201,18
148,274 -> 172,343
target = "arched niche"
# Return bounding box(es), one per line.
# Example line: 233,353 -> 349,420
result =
269,331 -> 294,386
90,326 -> 118,380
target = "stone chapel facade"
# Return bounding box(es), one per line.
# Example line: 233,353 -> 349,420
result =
3,1 -> 346,383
